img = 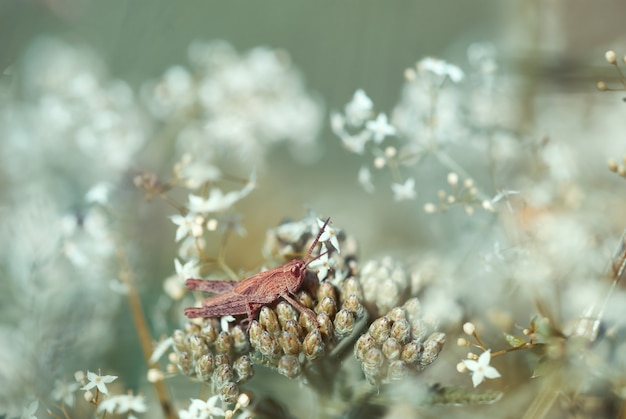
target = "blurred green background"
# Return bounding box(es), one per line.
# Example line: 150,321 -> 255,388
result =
2,1 -> 626,414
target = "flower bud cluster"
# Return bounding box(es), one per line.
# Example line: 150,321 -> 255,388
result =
171,319 -> 253,403
358,256 -> 410,317
249,279 -> 366,379
354,298 -> 446,385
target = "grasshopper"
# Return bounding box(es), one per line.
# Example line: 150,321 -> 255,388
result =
184,217 -> 331,328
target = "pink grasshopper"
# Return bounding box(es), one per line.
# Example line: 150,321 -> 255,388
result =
184,218 -> 332,328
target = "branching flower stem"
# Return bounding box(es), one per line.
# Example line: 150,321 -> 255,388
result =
117,248 -> 178,419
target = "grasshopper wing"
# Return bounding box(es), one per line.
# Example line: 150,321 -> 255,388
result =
186,278 -> 238,294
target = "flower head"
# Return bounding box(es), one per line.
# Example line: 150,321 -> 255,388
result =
179,396 -> 225,419
365,113 -> 396,143
317,218 -> 340,253
97,394 -> 147,416
391,178 -> 416,201
462,349 -> 501,387
345,89 -> 373,126
81,371 -> 118,395
20,400 -> 38,419
51,379 -> 80,407
358,166 -> 375,193
308,244 -> 334,281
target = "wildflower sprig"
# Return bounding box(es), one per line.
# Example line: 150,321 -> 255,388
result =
607,154 -> 626,179
423,172 -> 491,215
596,50 -> 626,94
456,322 -> 535,387
332,55 -> 499,211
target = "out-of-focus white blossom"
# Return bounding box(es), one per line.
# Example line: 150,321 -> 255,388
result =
143,40 -> 323,166
417,57 -> 465,83
366,113 -> 396,143
345,89 -> 374,126
391,178 -> 416,201
97,393 -> 147,416
358,166 -> 375,193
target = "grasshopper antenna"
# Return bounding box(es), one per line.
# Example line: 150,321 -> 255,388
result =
304,217 -> 331,263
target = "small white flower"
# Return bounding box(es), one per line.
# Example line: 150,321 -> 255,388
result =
330,111 -> 346,136
391,178 -> 416,201
345,89 -> 373,126
220,315 -> 235,332
418,57 -> 465,83
358,166 -> 375,193
275,220 -> 309,243
317,218 -> 340,254
179,161 -> 222,189
462,349 -> 501,387
85,182 -> 111,205
365,113 -> 396,143
339,130 -> 371,155
81,371 -> 117,395
180,396 -> 225,419
175,258 -> 200,282
149,337 -> 174,364
51,379 -> 80,407
188,171 -> 256,214
97,394 -> 147,415
170,212 -> 198,242
308,244 -> 334,281
20,400 -> 38,419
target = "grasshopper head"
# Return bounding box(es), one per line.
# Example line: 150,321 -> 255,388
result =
287,259 -> 307,293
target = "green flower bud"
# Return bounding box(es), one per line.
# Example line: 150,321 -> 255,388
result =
299,310 -> 318,333
214,353 -> 231,366
334,309 -> 355,338
411,318 -> 428,342
278,355 -> 302,378
420,332 -> 446,366
341,294 -> 365,319
400,340 -> 422,364
176,352 -> 193,375
233,355 -> 254,383
315,296 -> 337,318
340,277 -> 363,302
189,335 -> 208,360
194,353 -> 213,381
303,329 -> 325,360
317,281 -> 337,302
201,321 -> 219,345
402,298 -> 421,323
382,337 -> 402,360
259,306 -> 281,335
172,329 -> 187,353
354,334 -> 376,361
215,331 -> 233,354
296,290 -> 314,309
368,316 -> 392,344
362,347 -> 384,384
387,360 -> 408,381
279,331 -> 302,355
249,320 -> 263,348
276,301 -> 298,328
230,325 -> 250,353
258,330 -> 282,358
220,381 -> 239,403
316,312 -> 334,342
387,307 -> 407,322
212,364 -> 234,388
390,318 -> 412,344
282,319 -> 304,340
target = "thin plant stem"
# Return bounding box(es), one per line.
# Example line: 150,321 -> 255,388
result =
117,248 -> 178,419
